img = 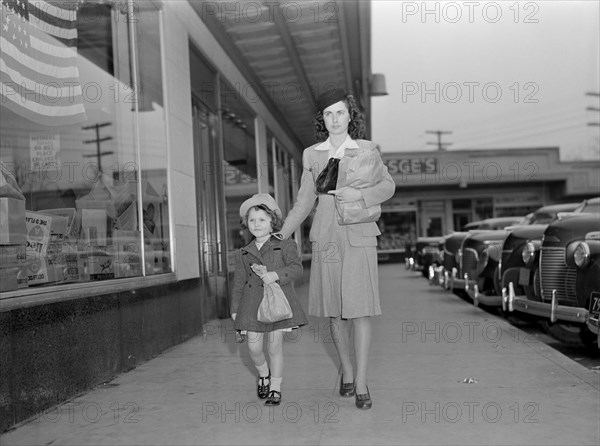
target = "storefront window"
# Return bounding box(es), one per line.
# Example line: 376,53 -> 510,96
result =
0,0 -> 170,294
378,211 -> 417,253
221,80 -> 256,251
474,198 -> 493,221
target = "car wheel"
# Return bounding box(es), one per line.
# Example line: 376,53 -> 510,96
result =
579,328 -> 600,355
492,265 -> 502,296
501,267 -> 524,296
539,321 -> 588,346
525,268 -> 541,300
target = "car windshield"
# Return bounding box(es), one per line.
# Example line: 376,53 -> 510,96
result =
580,202 -> 600,213
517,214 -> 533,225
529,213 -> 553,224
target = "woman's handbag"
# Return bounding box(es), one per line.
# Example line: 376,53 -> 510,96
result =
333,145 -> 384,225
335,200 -> 381,225
315,157 -> 340,194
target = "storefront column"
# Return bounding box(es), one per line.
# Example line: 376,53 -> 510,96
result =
254,117 -> 269,193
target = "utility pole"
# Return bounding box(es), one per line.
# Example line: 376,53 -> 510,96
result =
586,92 -> 600,126
82,122 -> 114,175
426,130 -> 452,151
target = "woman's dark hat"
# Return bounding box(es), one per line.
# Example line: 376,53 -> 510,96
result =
316,88 -> 348,112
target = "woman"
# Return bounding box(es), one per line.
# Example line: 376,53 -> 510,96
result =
277,88 -> 395,409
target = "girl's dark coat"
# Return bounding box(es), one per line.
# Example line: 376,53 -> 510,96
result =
231,237 -> 308,332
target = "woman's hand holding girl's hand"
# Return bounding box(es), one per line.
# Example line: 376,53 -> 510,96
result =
328,187 -> 362,203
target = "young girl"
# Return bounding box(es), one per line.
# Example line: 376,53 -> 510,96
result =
230,193 -> 308,406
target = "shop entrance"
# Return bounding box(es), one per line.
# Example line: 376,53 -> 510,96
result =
192,98 -> 229,321
420,200 -> 446,237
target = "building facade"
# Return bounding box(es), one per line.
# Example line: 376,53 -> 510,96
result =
0,0 -> 374,431
376,147 -> 600,257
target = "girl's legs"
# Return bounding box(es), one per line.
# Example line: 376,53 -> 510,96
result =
330,316 -> 354,384
247,331 -> 269,376
247,331 -> 270,398
352,316 -> 372,395
267,330 -> 284,392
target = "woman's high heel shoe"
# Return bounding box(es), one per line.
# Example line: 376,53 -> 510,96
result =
355,386 -> 372,410
257,372 -> 270,399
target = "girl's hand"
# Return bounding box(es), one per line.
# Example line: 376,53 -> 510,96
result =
328,187 -> 362,203
259,271 -> 279,284
231,313 -> 237,321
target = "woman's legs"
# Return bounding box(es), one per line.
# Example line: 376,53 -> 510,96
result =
352,316 -> 372,395
330,316 -> 354,383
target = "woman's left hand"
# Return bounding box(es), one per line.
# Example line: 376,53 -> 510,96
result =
328,187 -> 362,203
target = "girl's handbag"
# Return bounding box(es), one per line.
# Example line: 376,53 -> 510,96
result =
315,157 -> 340,194
335,200 -> 381,225
257,282 -> 293,323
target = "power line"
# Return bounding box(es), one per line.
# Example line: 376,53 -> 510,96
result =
82,122 -> 114,175
426,130 -> 452,151
586,91 -> 600,127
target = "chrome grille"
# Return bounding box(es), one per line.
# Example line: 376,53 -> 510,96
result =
462,248 -> 479,279
540,247 -> 577,303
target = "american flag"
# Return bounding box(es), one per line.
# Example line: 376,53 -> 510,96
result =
1,0 -> 86,126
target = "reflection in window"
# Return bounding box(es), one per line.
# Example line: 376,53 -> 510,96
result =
221,80 -> 256,250
0,0 -> 170,294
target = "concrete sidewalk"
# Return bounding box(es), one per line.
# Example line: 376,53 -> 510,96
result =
2,264 -> 599,445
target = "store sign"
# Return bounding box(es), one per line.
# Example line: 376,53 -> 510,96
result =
224,163 -> 257,185
384,157 -> 437,175
30,134 -> 60,170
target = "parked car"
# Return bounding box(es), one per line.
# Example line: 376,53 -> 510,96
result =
499,203 -> 582,305
462,221 -> 484,231
437,231 -> 470,291
518,202 -> 582,225
572,230 -> 600,348
461,229 -> 511,306
406,236 -> 444,277
469,216 -> 525,230
445,216 -> 523,298
505,211 -> 600,348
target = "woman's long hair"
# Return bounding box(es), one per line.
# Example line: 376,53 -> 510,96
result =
314,94 -> 366,142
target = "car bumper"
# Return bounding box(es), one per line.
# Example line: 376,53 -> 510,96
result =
586,317 -> 600,348
467,284 -> 502,307
405,257 -> 424,271
502,283 -> 589,324
448,268 -> 467,290
428,265 -> 445,287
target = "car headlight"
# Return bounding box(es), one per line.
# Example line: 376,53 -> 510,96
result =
573,242 -> 591,268
522,242 -> 537,266
477,250 -> 489,274
487,244 -> 502,262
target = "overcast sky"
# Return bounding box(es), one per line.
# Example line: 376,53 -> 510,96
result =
371,0 -> 600,160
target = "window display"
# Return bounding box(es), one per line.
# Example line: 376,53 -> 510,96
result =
0,0 -> 170,295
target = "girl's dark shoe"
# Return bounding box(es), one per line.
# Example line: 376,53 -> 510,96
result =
265,390 -> 281,406
355,386 -> 372,410
235,331 -> 246,343
257,372 -> 270,399
339,375 -> 355,397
